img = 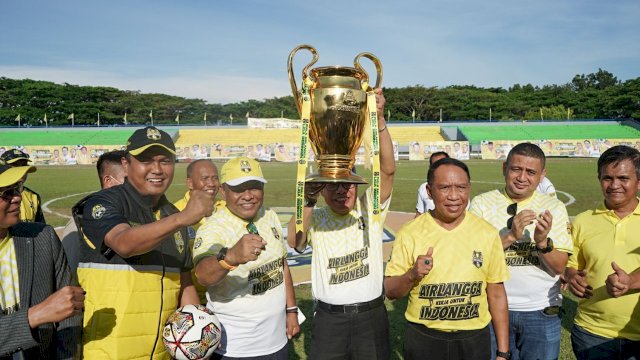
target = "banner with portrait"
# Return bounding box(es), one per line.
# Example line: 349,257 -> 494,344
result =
0,145 -> 124,165
408,141 -> 470,161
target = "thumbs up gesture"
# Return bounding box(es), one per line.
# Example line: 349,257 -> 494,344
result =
606,261 -> 630,298
410,247 -> 434,282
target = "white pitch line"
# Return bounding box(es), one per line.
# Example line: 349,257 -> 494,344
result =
42,191 -> 95,219
557,190 -> 576,207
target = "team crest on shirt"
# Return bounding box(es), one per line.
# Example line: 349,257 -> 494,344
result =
271,226 -> 280,240
174,231 -> 184,253
91,204 -> 106,219
240,160 -> 251,173
186,226 -> 196,240
147,127 -> 161,140
472,250 -> 483,268
193,237 -> 203,250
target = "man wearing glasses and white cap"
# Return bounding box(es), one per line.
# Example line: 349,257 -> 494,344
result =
287,89 -> 395,360
193,156 -> 299,359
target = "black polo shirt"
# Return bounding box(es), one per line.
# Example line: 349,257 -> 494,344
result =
73,180 -> 192,271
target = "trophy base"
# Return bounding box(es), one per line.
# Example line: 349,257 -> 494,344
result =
306,173 -> 368,184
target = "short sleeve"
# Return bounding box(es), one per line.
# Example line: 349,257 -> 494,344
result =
192,217 -> 226,266
79,194 -> 129,253
485,232 -> 510,284
385,229 -> 414,277
567,221 -> 585,270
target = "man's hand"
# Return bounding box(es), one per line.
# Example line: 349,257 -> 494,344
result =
28,286 -> 85,328
409,247 -> 434,282
566,268 -> 592,298
533,210 -> 553,244
509,210 -> 537,240
181,189 -> 215,226
375,88 -> 386,116
304,182 -> 325,203
226,234 -> 268,265
606,262 -> 631,298
286,313 -> 300,340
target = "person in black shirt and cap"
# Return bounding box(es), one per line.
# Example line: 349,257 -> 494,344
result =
73,126 -> 215,359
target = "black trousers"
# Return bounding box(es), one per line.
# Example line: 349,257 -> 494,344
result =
404,322 -> 490,360
309,302 -> 390,360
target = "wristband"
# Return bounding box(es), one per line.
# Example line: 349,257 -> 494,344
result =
218,259 -> 237,271
286,306 -> 299,314
378,125 -> 387,132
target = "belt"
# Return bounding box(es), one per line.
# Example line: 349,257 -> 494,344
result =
543,306 -> 561,316
317,296 -> 384,314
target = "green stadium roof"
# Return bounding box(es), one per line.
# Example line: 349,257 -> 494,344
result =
459,124 -> 640,143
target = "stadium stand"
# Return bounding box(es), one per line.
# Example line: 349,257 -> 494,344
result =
175,128 -> 300,146
459,123 -> 640,143
0,129 -> 178,146
388,126 -> 446,143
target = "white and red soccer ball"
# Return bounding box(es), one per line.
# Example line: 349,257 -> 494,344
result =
163,304 -> 222,360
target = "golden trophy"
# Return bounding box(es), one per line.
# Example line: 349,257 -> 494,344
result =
288,44 -> 382,183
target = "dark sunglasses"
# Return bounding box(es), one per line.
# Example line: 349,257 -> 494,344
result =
0,182 -> 24,200
506,203 -> 517,229
246,222 -> 259,235
325,183 -> 355,191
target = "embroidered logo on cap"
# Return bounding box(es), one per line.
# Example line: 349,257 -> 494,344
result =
147,127 -> 161,140
240,160 -> 251,173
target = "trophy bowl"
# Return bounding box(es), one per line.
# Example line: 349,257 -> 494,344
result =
288,45 -> 382,184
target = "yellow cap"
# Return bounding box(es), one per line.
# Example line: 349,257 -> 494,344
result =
0,165 -> 36,188
220,157 -> 267,186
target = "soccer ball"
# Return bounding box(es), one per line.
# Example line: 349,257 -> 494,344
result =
162,304 -> 222,360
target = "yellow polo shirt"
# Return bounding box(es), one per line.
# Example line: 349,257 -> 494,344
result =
385,212 -> 509,331
568,200 -> 640,340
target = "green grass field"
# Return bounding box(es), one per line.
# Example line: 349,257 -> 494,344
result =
29,158 -> 600,359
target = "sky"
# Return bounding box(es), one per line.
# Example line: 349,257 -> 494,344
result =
1,0 -> 638,104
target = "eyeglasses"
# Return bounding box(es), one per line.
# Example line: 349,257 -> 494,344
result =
246,222 -> 259,235
506,203 -> 517,229
0,182 -> 23,201
325,183 -> 356,191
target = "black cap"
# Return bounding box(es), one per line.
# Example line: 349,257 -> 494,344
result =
0,149 -> 31,165
125,126 -> 176,156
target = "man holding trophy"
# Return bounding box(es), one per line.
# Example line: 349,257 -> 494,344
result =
285,45 -> 394,360
288,86 -> 394,359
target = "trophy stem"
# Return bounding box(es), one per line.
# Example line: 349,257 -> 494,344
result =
306,154 -> 367,184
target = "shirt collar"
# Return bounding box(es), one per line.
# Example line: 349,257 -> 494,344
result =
594,197 -> 640,216
122,179 -> 169,211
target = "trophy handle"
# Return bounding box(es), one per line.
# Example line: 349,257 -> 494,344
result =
288,44 -> 319,115
354,52 -> 383,89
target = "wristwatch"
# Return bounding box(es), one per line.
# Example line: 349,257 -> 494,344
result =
496,350 -> 512,360
217,247 -> 237,271
304,197 -> 317,208
536,238 -> 554,254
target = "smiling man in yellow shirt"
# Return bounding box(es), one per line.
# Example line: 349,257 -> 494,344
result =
385,158 -> 510,360
566,145 -> 640,359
